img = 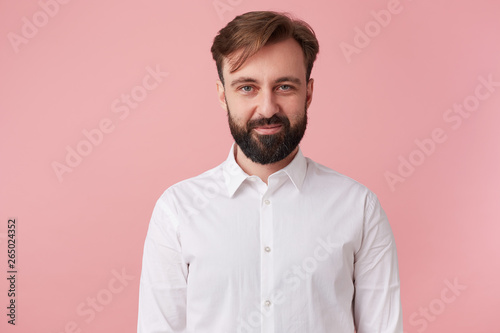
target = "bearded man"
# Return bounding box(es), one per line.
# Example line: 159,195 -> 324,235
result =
138,11 -> 403,333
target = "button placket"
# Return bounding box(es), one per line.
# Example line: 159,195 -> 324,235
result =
260,193 -> 274,332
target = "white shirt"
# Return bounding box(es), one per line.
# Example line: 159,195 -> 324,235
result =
138,143 -> 403,333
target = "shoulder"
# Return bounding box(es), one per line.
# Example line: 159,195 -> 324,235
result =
304,157 -> 387,227
306,157 -> 373,193
303,157 -> 382,212
155,161 -> 226,215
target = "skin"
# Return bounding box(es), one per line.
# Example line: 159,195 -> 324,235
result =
216,37 -> 314,184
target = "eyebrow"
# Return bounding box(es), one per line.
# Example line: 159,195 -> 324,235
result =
230,76 -> 302,88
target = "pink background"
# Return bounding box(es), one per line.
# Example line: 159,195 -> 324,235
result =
1,0 -> 499,332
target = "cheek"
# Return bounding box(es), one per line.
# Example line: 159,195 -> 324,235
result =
288,113 -> 306,127
227,98 -> 254,121
227,106 -> 251,127
282,99 -> 306,118
279,92 -> 306,108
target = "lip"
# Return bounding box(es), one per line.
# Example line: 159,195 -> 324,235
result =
253,124 -> 283,135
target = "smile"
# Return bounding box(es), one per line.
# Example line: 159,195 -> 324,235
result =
253,124 -> 283,135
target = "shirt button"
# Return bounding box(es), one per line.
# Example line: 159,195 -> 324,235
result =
264,300 -> 271,307
264,199 -> 271,205
264,246 -> 271,252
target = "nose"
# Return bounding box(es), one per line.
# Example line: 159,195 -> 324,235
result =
257,89 -> 279,118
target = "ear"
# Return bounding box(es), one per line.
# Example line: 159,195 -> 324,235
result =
216,80 -> 228,112
306,78 -> 314,110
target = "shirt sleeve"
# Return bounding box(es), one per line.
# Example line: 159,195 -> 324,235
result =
137,192 -> 188,333
353,191 -> 403,333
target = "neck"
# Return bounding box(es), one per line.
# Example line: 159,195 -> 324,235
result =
234,145 -> 298,184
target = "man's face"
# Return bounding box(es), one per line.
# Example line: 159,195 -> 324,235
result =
216,38 -> 314,165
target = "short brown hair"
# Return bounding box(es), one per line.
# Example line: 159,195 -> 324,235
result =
210,11 -> 319,85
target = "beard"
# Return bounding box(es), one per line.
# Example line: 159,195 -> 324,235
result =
227,102 -> 308,165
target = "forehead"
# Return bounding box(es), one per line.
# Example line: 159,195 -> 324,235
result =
222,38 -> 307,80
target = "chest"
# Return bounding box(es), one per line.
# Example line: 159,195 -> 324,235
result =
179,189 -> 364,278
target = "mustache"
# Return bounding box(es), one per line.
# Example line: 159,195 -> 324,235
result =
247,114 -> 289,129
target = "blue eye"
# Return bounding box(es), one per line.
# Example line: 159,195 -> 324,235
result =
241,86 -> 252,92
279,85 -> 291,90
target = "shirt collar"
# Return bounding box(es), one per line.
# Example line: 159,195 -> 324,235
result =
222,142 -> 307,197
